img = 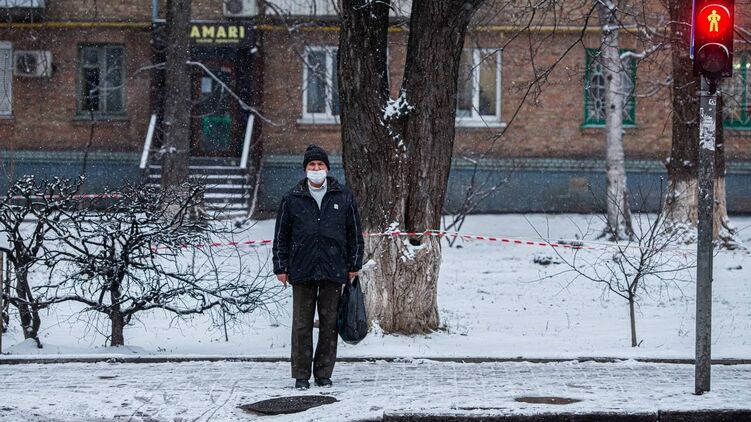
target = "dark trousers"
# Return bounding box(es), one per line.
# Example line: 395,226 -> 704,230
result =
291,281 -> 342,380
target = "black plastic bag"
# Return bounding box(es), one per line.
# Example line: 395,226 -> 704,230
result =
337,277 -> 368,345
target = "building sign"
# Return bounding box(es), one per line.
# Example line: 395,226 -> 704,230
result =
189,24 -> 248,45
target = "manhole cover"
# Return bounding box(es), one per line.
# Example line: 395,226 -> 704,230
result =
515,396 -> 582,405
238,395 -> 338,415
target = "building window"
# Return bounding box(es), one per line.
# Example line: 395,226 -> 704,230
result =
456,49 -> 502,126
301,46 -> 339,123
77,44 -> 125,117
583,49 -> 636,127
723,51 -> 751,130
0,42 -> 11,117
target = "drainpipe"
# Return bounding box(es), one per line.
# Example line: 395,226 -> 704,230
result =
152,0 -> 158,22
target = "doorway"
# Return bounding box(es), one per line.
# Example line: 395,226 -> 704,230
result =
190,60 -> 241,157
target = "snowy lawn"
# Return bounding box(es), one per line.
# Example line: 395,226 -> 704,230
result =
2,214 -> 750,360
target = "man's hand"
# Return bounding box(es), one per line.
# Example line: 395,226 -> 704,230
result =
276,273 -> 289,287
348,272 -> 358,283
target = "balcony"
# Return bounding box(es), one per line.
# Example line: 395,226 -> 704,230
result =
0,0 -> 46,21
224,0 -> 410,18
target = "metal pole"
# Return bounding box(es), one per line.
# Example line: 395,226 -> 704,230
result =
695,75 -> 716,395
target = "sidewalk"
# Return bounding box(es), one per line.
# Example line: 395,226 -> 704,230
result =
1,359 -> 749,421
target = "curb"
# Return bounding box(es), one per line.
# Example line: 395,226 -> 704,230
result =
1,356 -> 751,366
382,410 -> 751,422
0,355 -> 751,366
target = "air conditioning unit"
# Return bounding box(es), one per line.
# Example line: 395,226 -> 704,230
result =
13,50 -> 52,77
223,0 -> 258,17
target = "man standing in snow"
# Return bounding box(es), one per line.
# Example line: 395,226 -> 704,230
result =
272,144 -> 364,390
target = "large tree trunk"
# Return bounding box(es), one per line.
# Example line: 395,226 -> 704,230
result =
339,0 -> 483,334
109,264 -> 126,347
665,0 -> 739,248
161,0 -> 192,190
110,310 -> 125,347
714,96 -> 742,248
665,0 -> 700,238
598,0 -> 633,241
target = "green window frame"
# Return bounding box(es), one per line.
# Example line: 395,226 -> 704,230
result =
722,51 -> 751,130
0,41 -> 11,117
583,48 -> 636,127
77,44 -> 126,118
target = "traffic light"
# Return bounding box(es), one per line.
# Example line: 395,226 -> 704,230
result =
691,0 -> 735,79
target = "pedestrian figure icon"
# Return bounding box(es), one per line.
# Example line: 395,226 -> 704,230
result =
708,10 -> 721,32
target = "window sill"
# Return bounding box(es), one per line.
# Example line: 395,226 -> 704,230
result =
72,115 -> 129,123
297,117 -> 340,126
580,123 -> 638,129
456,119 -> 506,129
725,126 -> 751,132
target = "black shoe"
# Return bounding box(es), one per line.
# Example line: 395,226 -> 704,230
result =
295,379 -> 310,390
314,377 -> 333,388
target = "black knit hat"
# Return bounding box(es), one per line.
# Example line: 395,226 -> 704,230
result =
302,144 -> 330,170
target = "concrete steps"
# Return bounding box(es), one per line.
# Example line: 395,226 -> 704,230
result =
147,157 -> 249,215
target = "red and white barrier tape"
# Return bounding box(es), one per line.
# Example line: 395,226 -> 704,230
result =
364,230 -> 595,250
152,230 -> 594,252
181,239 -> 273,249
8,193 -> 123,201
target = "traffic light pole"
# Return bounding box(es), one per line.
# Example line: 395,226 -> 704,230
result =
695,75 -> 716,395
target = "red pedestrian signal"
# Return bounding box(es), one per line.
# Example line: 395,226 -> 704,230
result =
692,0 -> 735,78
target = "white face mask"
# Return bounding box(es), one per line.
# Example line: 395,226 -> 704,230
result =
307,170 -> 327,185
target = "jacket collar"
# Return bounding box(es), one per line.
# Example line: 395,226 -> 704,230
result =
292,176 -> 342,196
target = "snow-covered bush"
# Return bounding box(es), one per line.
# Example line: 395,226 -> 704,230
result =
41,182 -> 282,347
0,175 -> 84,348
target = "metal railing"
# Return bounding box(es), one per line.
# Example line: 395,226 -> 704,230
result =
140,114 -> 157,172
240,114 -> 255,170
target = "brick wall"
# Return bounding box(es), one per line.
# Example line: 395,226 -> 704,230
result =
260,27 -> 346,156
45,0 -> 152,21
0,27 -> 153,153
1,0 -> 749,162
258,24 -> 751,161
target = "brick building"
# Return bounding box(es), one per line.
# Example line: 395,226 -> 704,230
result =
1,0 -> 750,214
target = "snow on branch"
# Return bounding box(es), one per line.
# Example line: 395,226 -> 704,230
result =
34,181 -> 283,346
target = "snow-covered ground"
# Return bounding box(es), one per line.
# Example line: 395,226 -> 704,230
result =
2,214 -> 751,360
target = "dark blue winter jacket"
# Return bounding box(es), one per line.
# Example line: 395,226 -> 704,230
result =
272,177 -> 365,285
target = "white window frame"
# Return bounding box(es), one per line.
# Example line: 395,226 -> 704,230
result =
299,46 -> 339,125
456,48 -> 504,128
0,41 -> 12,117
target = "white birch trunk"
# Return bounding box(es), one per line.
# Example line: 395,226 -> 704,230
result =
598,0 -> 634,241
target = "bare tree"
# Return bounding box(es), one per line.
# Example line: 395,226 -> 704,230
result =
42,183 -> 281,347
0,176 -> 83,348
339,0 -> 485,334
441,157 -> 512,247
546,188 -> 694,347
596,0 -> 634,241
